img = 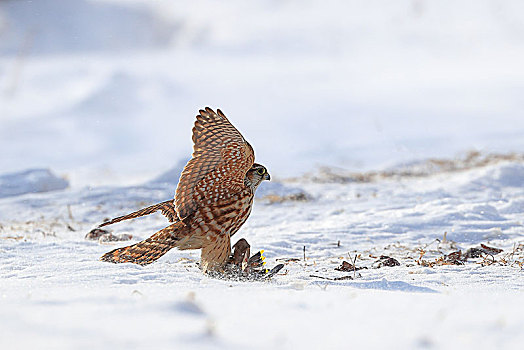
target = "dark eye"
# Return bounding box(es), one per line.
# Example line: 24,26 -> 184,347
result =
257,168 -> 266,175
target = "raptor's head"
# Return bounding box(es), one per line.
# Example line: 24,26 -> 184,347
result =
245,163 -> 270,191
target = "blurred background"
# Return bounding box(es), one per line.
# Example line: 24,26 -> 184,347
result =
1,0 -> 523,188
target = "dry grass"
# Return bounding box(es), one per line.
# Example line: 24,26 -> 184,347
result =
261,192 -> 311,204
292,151 -> 524,184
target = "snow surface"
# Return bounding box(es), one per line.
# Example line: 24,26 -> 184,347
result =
1,160 -> 523,349
1,1 -> 524,349
0,168 -> 69,198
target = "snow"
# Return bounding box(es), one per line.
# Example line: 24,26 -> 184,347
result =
0,168 -> 69,198
1,0 -> 524,349
2,160 -> 523,349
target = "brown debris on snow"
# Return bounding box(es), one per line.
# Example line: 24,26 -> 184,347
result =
480,244 -> 503,255
335,260 -> 367,272
417,243 -> 506,267
335,260 -> 354,271
85,228 -> 133,243
373,255 -> 400,268
85,228 -> 110,240
443,251 -> 464,265
98,233 -> 133,243
262,192 -> 311,204
310,274 -> 356,281
293,151 -> 524,184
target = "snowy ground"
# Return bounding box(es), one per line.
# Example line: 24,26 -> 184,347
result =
1,157 -> 523,349
1,1 -> 524,349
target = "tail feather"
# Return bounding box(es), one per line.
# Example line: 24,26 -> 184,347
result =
100,221 -> 186,265
98,200 -> 177,227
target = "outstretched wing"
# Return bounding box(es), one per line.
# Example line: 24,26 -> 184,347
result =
175,107 -> 255,220
98,200 -> 177,227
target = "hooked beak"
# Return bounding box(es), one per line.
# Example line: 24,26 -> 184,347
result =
264,172 -> 271,181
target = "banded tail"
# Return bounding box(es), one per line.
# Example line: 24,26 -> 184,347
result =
100,221 -> 188,265
98,200 -> 177,227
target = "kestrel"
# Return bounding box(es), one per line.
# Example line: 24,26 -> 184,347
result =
98,107 -> 270,273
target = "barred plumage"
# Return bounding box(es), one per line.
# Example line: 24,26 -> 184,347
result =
98,107 -> 270,273
98,200 -> 177,227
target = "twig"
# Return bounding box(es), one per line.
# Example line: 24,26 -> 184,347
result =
275,258 -> 300,262
310,274 -> 354,281
352,253 -> 358,279
310,274 -> 332,280
303,246 -> 306,261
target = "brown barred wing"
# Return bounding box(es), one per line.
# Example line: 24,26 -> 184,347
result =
98,200 -> 177,227
174,107 -> 255,220
99,220 -> 188,265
